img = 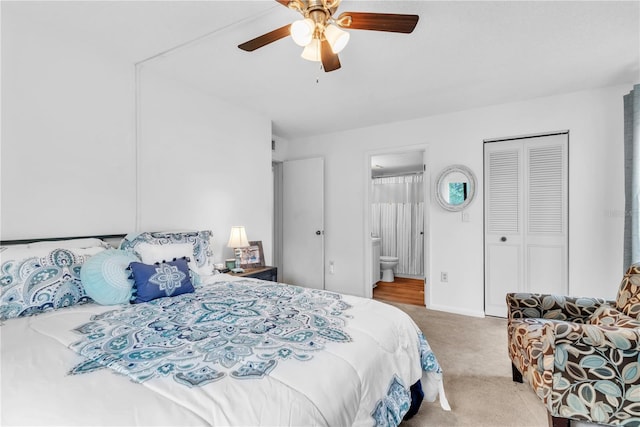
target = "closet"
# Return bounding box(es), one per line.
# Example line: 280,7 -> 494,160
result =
484,132 -> 568,317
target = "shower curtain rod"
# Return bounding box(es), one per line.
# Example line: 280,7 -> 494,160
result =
371,171 -> 424,179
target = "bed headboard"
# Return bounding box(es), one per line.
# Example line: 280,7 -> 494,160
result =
0,234 -> 127,248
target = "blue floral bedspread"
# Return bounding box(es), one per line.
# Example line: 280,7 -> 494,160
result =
67,279 -> 449,425
70,280 -> 353,385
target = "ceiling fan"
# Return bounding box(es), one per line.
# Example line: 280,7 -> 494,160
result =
238,0 -> 419,72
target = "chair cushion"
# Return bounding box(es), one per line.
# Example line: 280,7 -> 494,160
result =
615,264 -> 640,319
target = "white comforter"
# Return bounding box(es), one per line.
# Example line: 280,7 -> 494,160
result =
1,274 -> 448,426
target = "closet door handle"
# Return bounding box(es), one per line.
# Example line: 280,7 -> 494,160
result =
500,236 -> 507,242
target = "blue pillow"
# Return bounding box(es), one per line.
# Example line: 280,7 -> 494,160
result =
129,258 -> 194,304
80,249 -> 139,305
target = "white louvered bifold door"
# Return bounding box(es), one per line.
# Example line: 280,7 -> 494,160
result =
484,141 -> 524,317
484,134 -> 568,317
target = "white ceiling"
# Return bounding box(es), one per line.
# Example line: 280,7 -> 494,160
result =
5,1 -> 640,140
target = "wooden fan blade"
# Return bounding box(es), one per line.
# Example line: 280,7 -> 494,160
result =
337,12 -> 419,33
321,39 -> 341,72
238,24 -> 291,52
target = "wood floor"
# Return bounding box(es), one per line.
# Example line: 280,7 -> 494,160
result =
373,277 -> 425,306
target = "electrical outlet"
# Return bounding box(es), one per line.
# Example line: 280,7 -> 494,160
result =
329,261 -> 335,274
441,272 -> 448,282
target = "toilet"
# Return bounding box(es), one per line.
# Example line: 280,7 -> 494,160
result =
380,256 -> 399,282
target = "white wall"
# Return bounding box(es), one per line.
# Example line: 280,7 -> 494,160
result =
284,85 -> 628,316
138,69 -> 273,265
271,135 -> 290,163
1,6 -> 275,267
1,6 -> 136,239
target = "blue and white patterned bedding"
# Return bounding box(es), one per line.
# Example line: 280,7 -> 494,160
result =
69,280 -> 354,384
1,274 -> 449,426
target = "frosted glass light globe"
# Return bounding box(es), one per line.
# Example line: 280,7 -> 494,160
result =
291,19 -> 315,46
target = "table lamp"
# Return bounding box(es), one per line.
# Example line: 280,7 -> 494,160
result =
227,226 -> 249,272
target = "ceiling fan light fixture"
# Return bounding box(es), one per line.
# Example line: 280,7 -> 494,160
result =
291,18 -> 315,46
238,3 -> 420,72
301,38 -> 321,61
324,24 -> 350,53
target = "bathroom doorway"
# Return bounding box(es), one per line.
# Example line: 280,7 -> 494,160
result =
364,147 -> 429,304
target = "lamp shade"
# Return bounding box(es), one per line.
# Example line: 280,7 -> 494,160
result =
301,38 -> 321,62
291,18 -> 315,47
324,24 -> 350,54
227,226 -> 249,248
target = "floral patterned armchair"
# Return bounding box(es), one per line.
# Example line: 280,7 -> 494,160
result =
507,264 -> 640,427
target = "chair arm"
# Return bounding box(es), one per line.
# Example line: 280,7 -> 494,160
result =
507,293 -> 612,323
549,321 -> 640,350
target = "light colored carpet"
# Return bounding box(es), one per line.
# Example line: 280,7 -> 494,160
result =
385,301 -> 550,427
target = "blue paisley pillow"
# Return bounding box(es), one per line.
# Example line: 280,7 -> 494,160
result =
0,247 -> 102,320
129,258 -> 194,304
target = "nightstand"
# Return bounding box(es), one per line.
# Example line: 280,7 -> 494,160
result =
229,266 -> 278,282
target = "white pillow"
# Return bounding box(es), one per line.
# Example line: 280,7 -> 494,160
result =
1,244 -> 106,262
136,242 -> 200,279
27,238 -> 110,250
1,238 -> 110,260
119,231 -> 214,277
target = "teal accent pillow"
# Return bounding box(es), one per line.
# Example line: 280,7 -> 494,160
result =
129,258 -> 194,304
80,249 -> 139,305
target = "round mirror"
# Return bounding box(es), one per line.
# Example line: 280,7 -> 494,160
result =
435,164 -> 477,211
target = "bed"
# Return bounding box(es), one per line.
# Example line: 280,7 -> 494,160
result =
0,232 -> 449,426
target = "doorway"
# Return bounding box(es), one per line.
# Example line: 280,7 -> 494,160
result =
364,147 -> 429,303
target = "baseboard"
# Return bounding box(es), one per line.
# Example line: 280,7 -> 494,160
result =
426,304 -> 485,318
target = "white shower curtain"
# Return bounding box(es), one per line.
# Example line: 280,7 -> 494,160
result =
371,175 -> 424,276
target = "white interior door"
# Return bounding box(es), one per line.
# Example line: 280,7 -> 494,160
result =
282,157 -> 324,289
484,133 -> 568,317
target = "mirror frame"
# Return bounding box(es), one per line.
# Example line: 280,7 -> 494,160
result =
434,164 -> 477,212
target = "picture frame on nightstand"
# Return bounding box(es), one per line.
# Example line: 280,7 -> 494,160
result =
240,241 -> 264,269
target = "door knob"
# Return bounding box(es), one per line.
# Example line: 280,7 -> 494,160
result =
315,230 -> 322,235
500,236 -> 507,242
